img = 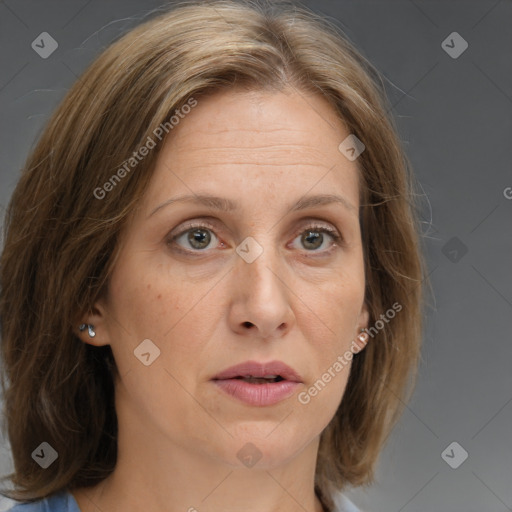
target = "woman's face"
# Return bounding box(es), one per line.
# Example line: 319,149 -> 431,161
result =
90,86 -> 369,469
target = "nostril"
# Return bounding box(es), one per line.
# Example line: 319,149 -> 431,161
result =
243,321 -> 253,328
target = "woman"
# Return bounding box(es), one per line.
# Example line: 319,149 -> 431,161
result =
0,1 -> 426,511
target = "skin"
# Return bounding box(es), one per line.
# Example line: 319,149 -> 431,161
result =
74,86 -> 369,512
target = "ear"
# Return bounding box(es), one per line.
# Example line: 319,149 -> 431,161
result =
353,301 -> 370,354
75,297 -> 111,347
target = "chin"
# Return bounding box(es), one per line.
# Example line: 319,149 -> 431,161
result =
214,428 -> 313,470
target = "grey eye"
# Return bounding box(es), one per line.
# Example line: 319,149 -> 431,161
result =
179,228 -> 215,250
301,230 -> 324,250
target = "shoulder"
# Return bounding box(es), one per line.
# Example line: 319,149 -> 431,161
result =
331,490 -> 364,512
4,490 -> 80,512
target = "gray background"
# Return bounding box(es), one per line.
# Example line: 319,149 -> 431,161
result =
0,1 -> 511,511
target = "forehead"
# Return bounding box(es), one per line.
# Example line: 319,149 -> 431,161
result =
144,87 -> 361,212
167,87 -> 350,161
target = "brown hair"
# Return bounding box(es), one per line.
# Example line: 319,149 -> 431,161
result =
0,1 -> 427,510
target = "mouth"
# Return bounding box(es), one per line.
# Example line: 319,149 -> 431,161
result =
211,360 -> 303,406
211,360 -> 303,383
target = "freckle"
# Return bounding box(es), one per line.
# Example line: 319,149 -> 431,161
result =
147,284 -> 151,289
157,294 -> 162,299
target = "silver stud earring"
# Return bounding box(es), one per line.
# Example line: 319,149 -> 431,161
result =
79,323 -> 96,338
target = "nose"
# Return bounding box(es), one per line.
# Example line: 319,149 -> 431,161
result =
228,241 -> 295,340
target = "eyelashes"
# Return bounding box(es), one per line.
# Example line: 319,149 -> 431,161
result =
167,220 -> 344,256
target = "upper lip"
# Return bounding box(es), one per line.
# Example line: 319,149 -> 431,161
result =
212,360 -> 303,383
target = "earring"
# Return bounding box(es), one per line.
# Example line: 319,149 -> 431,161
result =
356,328 -> 367,350
79,324 -> 96,338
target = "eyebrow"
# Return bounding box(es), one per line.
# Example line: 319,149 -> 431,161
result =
148,193 -> 357,219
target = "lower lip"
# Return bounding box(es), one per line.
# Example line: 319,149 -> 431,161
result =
212,379 -> 301,406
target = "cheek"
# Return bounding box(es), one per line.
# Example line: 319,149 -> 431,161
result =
307,267 -> 364,329
109,253 -> 184,329
296,268 -> 364,391
105,260 -> 176,378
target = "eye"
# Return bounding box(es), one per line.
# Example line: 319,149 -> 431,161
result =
289,223 -> 342,253
167,220 -> 343,254
170,222 -> 220,252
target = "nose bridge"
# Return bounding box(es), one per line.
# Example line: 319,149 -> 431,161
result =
232,232 -> 293,336
237,232 -> 283,298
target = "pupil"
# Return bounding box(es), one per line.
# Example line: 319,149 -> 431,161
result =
188,229 -> 210,249
303,231 -> 322,249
